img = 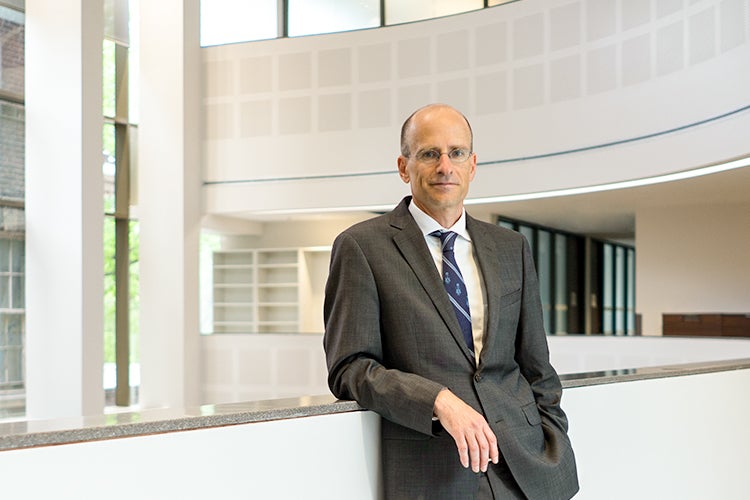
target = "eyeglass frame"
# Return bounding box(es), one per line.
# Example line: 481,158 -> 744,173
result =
407,147 -> 474,166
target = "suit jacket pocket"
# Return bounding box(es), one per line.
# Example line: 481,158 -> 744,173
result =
521,401 -> 542,426
499,288 -> 522,308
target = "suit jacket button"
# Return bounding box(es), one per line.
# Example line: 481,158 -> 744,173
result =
474,373 -> 481,382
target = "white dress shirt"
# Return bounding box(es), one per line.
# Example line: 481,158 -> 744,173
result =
408,201 -> 487,363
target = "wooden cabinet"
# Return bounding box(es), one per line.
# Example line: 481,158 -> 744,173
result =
212,247 -> 330,333
663,314 -> 750,337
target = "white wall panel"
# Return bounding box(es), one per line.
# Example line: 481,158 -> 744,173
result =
201,0 -> 750,216
2,368 -> 749,499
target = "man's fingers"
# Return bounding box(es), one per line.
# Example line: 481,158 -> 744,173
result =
469,435 -> 481,472
435,390 -> 500,471
478,438 -> 491,472
456,430 -> 496,473
456,441 -> 470,469
486,427 -> 500,464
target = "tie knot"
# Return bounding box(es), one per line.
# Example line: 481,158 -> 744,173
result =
430,230 -> 458,252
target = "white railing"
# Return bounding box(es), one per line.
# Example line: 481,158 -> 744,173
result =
0,362 -> 748,499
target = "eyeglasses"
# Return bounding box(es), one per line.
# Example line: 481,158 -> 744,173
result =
410,148 -> 472,166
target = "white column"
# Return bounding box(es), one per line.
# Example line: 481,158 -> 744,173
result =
138,0 -> 202,409
24,0 -> 104,418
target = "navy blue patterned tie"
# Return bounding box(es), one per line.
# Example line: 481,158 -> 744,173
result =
430,230 -> 474,353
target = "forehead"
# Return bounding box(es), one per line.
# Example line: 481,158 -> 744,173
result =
406,108 -> 471,148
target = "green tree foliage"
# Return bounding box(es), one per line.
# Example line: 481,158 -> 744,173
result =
103,219 -> 139,364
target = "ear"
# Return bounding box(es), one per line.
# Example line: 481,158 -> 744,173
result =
397,156 -> 410,183
468,152 -> 477,182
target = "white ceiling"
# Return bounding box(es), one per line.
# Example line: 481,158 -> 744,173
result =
465,164 -> 750,242
238,164 -> 750,244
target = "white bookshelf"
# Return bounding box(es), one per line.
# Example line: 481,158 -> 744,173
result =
212,250 -> 255,333
211,247 -> 330,333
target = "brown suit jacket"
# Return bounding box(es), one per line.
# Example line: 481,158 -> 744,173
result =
324,197 -> 578,499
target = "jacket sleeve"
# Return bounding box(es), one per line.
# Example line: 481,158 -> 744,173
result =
514,235 -> 571,438
323,231 -> 445,436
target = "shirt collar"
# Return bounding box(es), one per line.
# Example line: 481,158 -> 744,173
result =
408,198 -> 471,242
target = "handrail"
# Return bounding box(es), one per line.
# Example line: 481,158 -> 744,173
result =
2,358 -> 748,452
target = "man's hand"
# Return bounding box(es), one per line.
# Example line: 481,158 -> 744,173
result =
433,388 -> 500,473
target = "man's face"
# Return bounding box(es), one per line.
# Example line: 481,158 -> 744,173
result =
398,107 -> 476,221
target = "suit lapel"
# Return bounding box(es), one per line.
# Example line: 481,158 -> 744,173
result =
467,216 -> 519,365
389,199 -> 475,363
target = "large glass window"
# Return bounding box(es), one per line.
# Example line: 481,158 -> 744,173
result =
201,0 -> 278,46
103,0 -> 139,407
597,240 -> 636,336
0,239 -> 24,389
0,5 -> 24,97
602,244 -> 614,334
554,233 -> 568,334
199,0 -> 521,46
288,0 -> 379,37
537,230 -> 552,333
0,4 -> 24,419
497,216 -> 633,335
615,246 -> 626,335
0,102 -> 23,201
627,248 -> 636,334
499,218 -> 583,334
385,0 -> 482,25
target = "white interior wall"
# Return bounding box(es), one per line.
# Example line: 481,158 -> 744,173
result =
24,0 -> 104,419
564,368 -> 750,500
220,215 -> 374,250
636,202 -> 750,335
201,0 -> 750,215
199,0 -> 750,343
0,411 -> 382,500
138,0 -> 202,410
3,368 -> 749,500
200,334 -> 750,405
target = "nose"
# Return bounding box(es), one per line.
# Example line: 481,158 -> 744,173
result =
434,153 -> 454,174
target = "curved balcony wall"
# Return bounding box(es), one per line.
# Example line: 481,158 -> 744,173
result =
202,0 -> 750,216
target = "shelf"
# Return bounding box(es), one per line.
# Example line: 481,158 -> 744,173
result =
212,247 -> 327,334
213,249 -> 301,332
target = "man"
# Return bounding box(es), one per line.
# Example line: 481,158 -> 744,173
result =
323,104 -> 578,499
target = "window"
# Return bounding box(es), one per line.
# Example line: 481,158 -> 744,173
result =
498,217 -> 586,334
288,0 -> 379,37
497,216 -> 634,335
597,241 -> 636,336
199,0 -> 521,46
602,244 -> 614,334
200,0 -> 278,46
554,233 -> 568,334
103,0 -> 139,407
0,4 -> 24,418
0,5 -> 24,97
385,0 -> 482,25
0,238 -> 24,390
537,230 -> 552,332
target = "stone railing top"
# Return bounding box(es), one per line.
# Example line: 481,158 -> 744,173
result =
1,358 -> 748,452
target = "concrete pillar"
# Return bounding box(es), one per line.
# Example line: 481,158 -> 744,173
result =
138,0 -> 201,409
24,0 -> 104,418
